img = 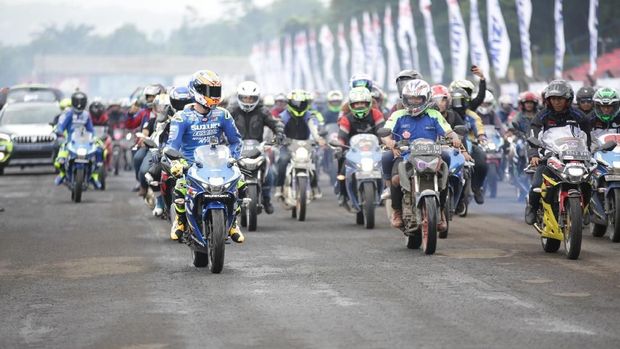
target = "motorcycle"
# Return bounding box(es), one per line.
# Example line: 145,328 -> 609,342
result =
378,128 -> 448,255
281,139 -> 318,221
506,127 -> 531,202
483,125 -> 504,198
589,133 -> 620,242
93,125 -> 109,190
237,139 -> 271,231
329,134 -> 383,229
321,123 -> 339,190
63,129 -> 99,203
112,128 -> 133,175
528,127 -> 603,260
164,138 -> 242,273
443,142 -> 469,238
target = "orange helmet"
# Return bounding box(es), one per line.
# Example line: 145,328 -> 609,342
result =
431,84 -> 451,104
189,70 -> 222,109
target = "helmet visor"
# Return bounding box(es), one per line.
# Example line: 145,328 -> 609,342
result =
194,83 -> 221,99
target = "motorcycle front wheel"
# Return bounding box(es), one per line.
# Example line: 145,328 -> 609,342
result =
73,168 -> 85,203
206,208 -> 227,273
421,196 -> 438,255
296,176 -> 308,221
247,184 -> 259,231
362,182 -> 375,229
564,196 -> 583,260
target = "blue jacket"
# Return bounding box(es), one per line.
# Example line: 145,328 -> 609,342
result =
390,109 -> 450,142
56,109 -> 94,138
166,105 -> 242,162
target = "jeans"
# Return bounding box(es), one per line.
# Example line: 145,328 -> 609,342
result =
138,150 -> 154,190
133,147 -> 148,182
471,144 -> 488,192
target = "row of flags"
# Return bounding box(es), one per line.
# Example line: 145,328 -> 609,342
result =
248,0 -> 600,94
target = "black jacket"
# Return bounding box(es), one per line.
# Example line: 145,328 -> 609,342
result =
229,102 -> 283,142
528,106 -> 591,159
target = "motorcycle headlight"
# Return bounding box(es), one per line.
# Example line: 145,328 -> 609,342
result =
487,142 -> 497,151
295,147 -> 310,161
360,157 -> 374,172
208,177 -> 225,186
566,166 -> 585,178
0,152 -> 5,161
613,161 -> 620,170
77,147 -> 88,156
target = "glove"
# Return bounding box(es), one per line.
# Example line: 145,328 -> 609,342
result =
227,158 -> 237,168
170,160 -> 186,178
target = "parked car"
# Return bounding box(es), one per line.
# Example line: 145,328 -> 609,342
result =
0,101 -> 61,174
5,84 -> 63,104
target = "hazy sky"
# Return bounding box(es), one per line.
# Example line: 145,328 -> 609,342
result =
0,0 -> 299,45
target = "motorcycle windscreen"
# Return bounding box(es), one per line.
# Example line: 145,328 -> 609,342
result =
240,139 -> 261,158
540,126 -> 588,155
192,144 -> 234,179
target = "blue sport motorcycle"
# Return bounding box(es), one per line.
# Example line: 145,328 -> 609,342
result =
443,144 -> 468,238
165,139 -> 242,273
590,133 -> 620,242
64,129 -> 99,203
331,134 -> 383,229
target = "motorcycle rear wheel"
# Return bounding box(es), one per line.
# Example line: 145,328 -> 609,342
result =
611,189 -> 620,242
247,184 -> 259,231
296,177 -> 308,221
362,182 -> 375,229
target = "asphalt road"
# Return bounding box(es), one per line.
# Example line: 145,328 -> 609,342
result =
2,166 -> 620,349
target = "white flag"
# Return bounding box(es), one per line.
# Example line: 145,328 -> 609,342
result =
487,0 -> 511,79
319,24 -> 338,91
420,0 -> 444,83
588,0 -> 598,76
295,31 -> 315,90
283,35 -> 294,91
373,11 -> 387,90
383,4 -> 401,91
308,28 -> 326,92
350,17 -> 366,77
554,0 -> 565,79
515,0 -> 533,78
446,0 -> 468,81
266,38 -> 283,93
248,43 -> 262,87
470,0 -> 490,78
362,12 -> 375,79
337,23 -> 350,90
397,0 -> 420,71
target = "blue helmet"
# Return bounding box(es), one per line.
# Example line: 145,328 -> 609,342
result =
169,86 -> 193,111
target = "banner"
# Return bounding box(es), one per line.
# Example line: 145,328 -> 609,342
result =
588,0 -> 598,76
420,0 -> 444,83
446,0 -> 468,81
362,12 -> 375,79
469,0 -> 490,78
383,4 -> 401,90
350,17 -> 366,77
554,0 -> 565,79
294,31 -> 315,90
337,23 -> 350,90
248,43 -> 263,88
515,0 -> 533,78
319,24 -> 338,91
487,0 -> 511,79
283,35 -> 294,91
267,38 -> 283,93
308,28 -> 325,92
372,11 -> 387,89
397,0 -> 420,71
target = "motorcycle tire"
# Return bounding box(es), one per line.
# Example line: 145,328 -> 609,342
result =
362,182 -> 375,229
564,197 -> 583,260
248,184 -> 259,232
113,146 -> 120,176
206,208 -> 227,273
296,176 -> 308,221
421,197 -> 438,255
611,189 -> 620,242
73,168 -> 85,203
407,231 -> 422,249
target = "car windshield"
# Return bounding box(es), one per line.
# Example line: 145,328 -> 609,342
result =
350,134 -> 380,152
194,145 -> 230,168
7,89 -> 58,103
0,103 -> 59,125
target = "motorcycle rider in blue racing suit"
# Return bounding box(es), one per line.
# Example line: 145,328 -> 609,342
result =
166,70 -> 245,243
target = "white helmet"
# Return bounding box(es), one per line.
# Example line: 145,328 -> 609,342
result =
402,79 -> 432,116
477,90 -> 496,115
236,80 -> 260,112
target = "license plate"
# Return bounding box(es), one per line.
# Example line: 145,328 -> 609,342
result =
410,143 -> 442,155
605,175 -> 620,181
561,150 -> 590,161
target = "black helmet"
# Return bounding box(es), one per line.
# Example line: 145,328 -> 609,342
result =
396,69 -> 424,97
88,101 -> 105,118
576,86 -> 595,103
544,80 -> 574,102
71,92 -> 88,112
450,87 -> 470,110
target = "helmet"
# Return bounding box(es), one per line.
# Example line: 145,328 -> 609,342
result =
593,87 -> 620,122
71,91 -> 88,112
371,85 -> 384,101
287,89 -> 310,117
59,98 -> 72,111
188,70 -> 222,109
477,90 -> 495,115
143,84 -> 164,108
544,79 -> 574,102
450,87 -> 470,110
349,73 -> 373,91
236,80 -> 261,112
518,91 -> 539,111
576,86 -> 596,104
262,94 -> 275,108
326,90 -> 344,112
401,79 -> 431,116
169,86 -> 192,111
153,93 -> 172,121
88,101 -> 105,118
449,79 -> 475,96
274,93 -> 287,103
396,69 -> 423,97
499,94 -> 513,106
348,87 -> 372,119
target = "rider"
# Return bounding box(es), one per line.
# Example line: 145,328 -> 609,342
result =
382,79 -> 462,231
477,90 -> 503,131
89,101 -> 113,171
336,87 -> 385,205
525,80 -> 592,225
274,89 -> 326,199
54,91 -> 102,188
448,65 -> 487,112
322,90 -> 344,125
166,70 -> 245,243
271,93 -> 288,118
497,95 -> 516,124
450,87 -> 488,205
512,91 -> 540,136
389,69 -> 424,113
589,87 -> 620,139
576,86 -> 596,118
229,80 -> 284,214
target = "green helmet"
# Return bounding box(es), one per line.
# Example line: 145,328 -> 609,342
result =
287,89 -> 310,117
348,87 -> 372,119
593,87 -> 620,122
